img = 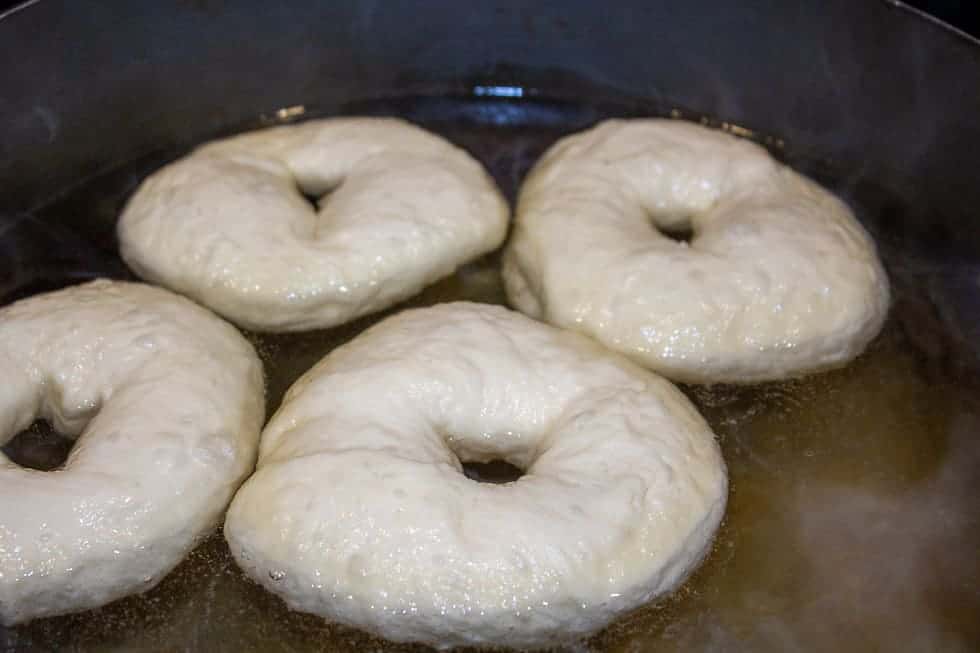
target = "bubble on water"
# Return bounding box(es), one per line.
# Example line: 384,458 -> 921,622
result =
269,569 -> 286,582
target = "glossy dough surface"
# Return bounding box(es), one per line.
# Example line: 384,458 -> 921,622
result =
118,117 -> 508,332
225,302 -> 727,649
0,280 -> 265,625
503,119 -> 890,383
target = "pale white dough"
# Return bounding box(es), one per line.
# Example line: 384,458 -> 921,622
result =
0,280 -> 264,625
118,117 -> 509,332
225,302 -> 726,650
503,119 -> 890,384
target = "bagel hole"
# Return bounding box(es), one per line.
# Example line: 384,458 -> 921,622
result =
461,459 -> 525,484
656,223 -> 695,243
297,188 -> 322,211
295,181 -> 341,212
2,419 -> 74,471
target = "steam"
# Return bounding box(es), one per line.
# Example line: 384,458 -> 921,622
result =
784,410 -> 979,653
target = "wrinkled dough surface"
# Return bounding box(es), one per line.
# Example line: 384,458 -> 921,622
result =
119,117 -> 509,332
503,119 -> 890,383
225,302 -> 726,649
0,280 -> 264,625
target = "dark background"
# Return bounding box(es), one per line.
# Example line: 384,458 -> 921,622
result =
907,0 -> 980,36
1,1 -> 979,38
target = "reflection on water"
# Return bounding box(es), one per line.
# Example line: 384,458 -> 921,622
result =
2,102 -> 979,652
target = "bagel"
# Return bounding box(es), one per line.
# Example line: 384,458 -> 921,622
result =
225,302 -> 726,649
503,119 -> 890,383
119,117 -> 508,332
0,280 -> 264,624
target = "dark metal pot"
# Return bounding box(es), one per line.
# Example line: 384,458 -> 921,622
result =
1,1 -> 978,651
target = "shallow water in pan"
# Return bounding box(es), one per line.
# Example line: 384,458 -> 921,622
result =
2,96 -> 979,652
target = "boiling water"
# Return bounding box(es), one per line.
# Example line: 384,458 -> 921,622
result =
2,98 -> 978,652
